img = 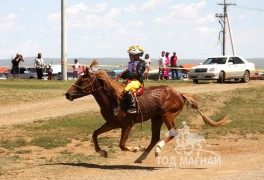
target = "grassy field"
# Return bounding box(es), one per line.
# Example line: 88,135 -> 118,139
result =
0,79 -> 263,150
0,79 -> 264,175
0,79 -> 192,104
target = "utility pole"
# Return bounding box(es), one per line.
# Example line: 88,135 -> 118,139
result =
215,0 -> 236,56
61,0 -> 67,80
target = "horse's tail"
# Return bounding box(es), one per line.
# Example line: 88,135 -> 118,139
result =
180,93 -> 229,127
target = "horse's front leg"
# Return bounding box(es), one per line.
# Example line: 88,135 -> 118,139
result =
119,125 -> 146,152
92,122 -> 116,158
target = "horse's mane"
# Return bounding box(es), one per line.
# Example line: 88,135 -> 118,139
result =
94,70 -> 124,101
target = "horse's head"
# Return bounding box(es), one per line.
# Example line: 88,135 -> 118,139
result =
65,67 -> 97,101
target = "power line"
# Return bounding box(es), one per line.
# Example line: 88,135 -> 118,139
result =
235,5 -> 264,12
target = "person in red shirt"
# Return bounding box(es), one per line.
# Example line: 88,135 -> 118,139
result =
170,52 -> 179,80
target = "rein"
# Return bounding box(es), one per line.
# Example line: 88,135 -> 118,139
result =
73,76 -> 103,95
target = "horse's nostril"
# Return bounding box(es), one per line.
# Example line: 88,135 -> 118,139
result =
65,93 -> 70,98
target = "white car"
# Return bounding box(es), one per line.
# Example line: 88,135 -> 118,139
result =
188,56 -> 255,84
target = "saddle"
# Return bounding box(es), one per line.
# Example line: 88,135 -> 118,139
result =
133,87 -> 145,97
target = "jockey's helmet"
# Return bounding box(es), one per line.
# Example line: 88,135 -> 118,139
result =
127,46 -> 144,57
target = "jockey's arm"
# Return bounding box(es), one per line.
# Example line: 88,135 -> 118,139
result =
119,69 -> 138,79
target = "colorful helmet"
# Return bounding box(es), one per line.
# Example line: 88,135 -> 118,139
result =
127,46 -> 144,56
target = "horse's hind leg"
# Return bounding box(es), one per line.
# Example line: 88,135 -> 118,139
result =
92,122 -> 116,158
134,116 -> 163,163
155,113 -> 180,157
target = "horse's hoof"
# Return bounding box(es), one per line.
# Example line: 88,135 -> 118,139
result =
139,145 -> 146,152
98,150 -> 108,158
133,147 -> 140,152
155,151 -> 160,157
134,159 -> 143,163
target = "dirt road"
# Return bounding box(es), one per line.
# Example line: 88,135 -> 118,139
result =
1,81 -> 264,179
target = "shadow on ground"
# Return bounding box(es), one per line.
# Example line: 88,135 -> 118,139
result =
42,162 -> 166,170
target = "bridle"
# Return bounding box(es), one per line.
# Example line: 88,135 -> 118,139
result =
73,75 -> 103,95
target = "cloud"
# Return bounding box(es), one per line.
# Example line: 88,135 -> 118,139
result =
106,8 -> 121,18
193,27 -> 217,34
4,13 -> 18,21
142,0 -> 171,10
153,1 -> 213,25
0,13 -> 21,32
67,2 -> 88,15
48,2 -> 118,30
124,0 -> 171,13
89,2 -> 108,13
126,21 -> 144,28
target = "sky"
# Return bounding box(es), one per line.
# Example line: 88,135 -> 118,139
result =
0,0 -> 264,60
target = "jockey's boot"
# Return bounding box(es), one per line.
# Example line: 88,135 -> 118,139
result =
126,91 -> 137,114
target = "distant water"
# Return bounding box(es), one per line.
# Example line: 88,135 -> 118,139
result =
1,57 -> 264,70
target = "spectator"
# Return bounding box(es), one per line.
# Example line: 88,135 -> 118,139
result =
158,51 -> 166,81
11,53 -> 24,78
144,54 -> 151,81
170,52 -> 179,80
34,53 -> 45,79
47,64 -> 53,80
72,59 -> 79,80
165,52 -> 170,80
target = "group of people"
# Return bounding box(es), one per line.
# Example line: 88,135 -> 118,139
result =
157,51 -> 179,81
135,50 -> 179,82
11,52 -> 53,80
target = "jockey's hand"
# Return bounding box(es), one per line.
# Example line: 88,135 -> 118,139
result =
118,70 -> 126,77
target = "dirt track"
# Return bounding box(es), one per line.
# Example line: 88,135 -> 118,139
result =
1,81 -> 264,179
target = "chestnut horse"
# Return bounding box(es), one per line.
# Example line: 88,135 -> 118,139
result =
65,61 -> 227,163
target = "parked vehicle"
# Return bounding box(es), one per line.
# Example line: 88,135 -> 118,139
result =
259,72 -> 264,80
8,67 -> 37,79
0,73 -> 7,80
147,68 -> 184,80
55,72 -> 74,80
188,56 -> 255,84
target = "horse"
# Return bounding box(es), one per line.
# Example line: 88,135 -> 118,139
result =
65,60 -> 228,163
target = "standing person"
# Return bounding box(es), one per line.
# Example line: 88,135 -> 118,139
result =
165,52 -> 170,80
47,64 -> 53,80
144,54 -> 151,81
158,51 -> 166,81
34,53 -> 45,79
11,53 -> 24,78
170,51 -> 179,80
119,45 -> 146,114
72,59 -> 79,80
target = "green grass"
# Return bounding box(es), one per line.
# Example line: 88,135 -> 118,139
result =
0,79 -> 74,103
0,79 -> 73,90
0,138 -> 27,149
200,87 -> 264,138
0,80 -> 263,151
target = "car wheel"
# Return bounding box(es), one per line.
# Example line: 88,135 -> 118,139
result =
193,79 -> 198,84
242,71 -> 250,83
218,71 -> 225,84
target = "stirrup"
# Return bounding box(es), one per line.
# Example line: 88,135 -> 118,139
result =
127,107 -> 137,114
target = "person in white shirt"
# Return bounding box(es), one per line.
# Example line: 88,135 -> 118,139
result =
72,59 -> 79,80
158,51 -> 166,81
34,53 -> 45,79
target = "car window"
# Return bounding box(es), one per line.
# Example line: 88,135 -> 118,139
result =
19,68 -> 26,73
233,57 -> 245,64
228,57 -> 234,64
203,58 -> 226,65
